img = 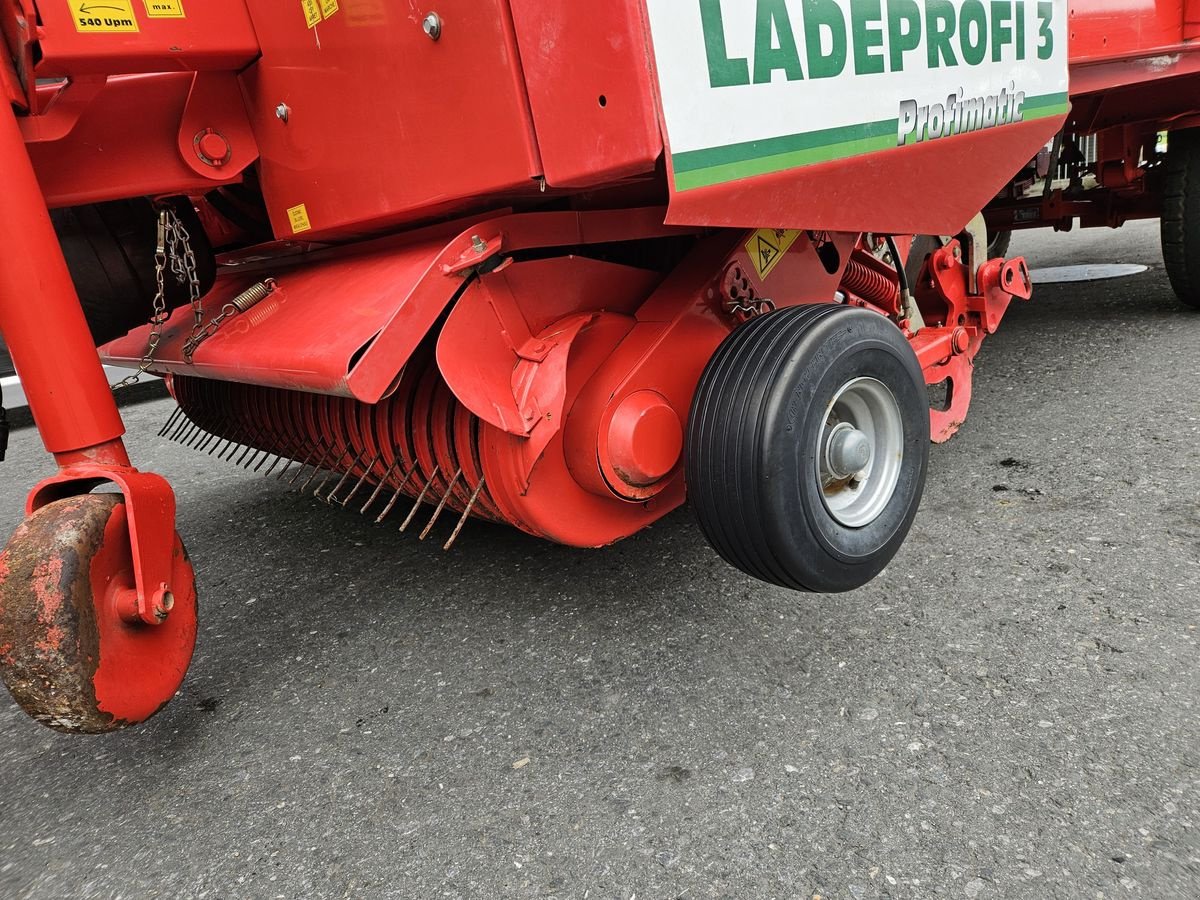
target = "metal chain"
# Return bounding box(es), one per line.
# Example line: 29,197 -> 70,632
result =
112,206 -> 203,391
172,212 -> 205,341
182,278 -> 275,361
181,303 -> 238,361
111,210 -> 171,390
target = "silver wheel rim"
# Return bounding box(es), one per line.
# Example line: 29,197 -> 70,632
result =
817,376 -> 904,528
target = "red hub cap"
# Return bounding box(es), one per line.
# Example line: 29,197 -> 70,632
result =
602,390 -> 683,497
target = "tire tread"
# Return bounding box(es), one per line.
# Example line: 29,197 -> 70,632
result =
688,305 -> 847,590
1162,129 -> 1200,309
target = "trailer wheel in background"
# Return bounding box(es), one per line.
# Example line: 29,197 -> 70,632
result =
52,198 -> 217,346
0,494 -> 197,733
988,229 -> 1012,260
1162,129 -> 1200,310
687,305 -> 929,593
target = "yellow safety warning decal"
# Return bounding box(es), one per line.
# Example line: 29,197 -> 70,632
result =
68,0 -> 139,33
300,0 -> 321,28
143,0 -> 184,17
287,204 -> 312,235
746,229 -> 801,281
320,0 -> 339,17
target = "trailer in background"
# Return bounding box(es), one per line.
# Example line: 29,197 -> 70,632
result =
983,1 -> 1200,308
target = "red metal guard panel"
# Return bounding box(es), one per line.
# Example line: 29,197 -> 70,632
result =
100,207 -> 689,402
1068,0 -> 1188,63
1066,0 -> 1200,101
238,0 -> 543,241
101,229 -> 460,399
508,0 -> 662,188
25,73 -> 255,207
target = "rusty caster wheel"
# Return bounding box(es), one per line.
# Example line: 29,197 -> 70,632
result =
0,494 -> 196,733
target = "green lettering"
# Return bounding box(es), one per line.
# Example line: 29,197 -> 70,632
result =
990,1 -> 1013,61
959,0 -> 988,66
753,0 -> 804,83
1036,0 -> 1054,60
851,0 -> 885,75
1015,0 -> 1025,60
700,0 -> 750,88
887,0 -> 922,72
926,0 -> 958,68
804,0 -> 847,79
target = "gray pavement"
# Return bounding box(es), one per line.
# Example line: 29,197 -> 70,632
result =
0,220 -> 1197,899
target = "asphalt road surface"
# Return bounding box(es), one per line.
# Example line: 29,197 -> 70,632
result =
0,220 -> 1197,899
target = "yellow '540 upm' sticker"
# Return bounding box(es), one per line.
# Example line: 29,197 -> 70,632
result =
68,0 -> 139,32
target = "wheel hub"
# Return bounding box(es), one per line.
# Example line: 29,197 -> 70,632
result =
818,376 -> 904,529
823,422 -> 872,480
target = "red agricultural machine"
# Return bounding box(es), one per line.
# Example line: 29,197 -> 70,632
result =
0,1 -> 1196,733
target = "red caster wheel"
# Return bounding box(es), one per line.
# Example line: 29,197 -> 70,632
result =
0,493 -> 197,733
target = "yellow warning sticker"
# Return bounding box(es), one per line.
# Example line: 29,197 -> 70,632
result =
746,228 -> 801,281
320,0 -> 339,17
300,0 -> 321,28
143,0 -> 184,17
287,204 -> 312,234
68,0 -> 139,33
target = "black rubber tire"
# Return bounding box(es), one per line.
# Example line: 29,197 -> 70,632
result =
988,229 -> 1011,260
51,197 -> 217,346
687,304 -> 929,593
1161,129 -> 1200,310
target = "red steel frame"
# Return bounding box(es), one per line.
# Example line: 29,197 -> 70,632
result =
3,0 -> 1191,548
0,1 -> 1195,728
0,101 -> 173,626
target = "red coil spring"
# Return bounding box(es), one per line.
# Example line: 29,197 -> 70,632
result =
840,256 -> 900,309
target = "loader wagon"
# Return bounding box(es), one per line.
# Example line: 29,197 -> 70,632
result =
0,0 -> 1195,733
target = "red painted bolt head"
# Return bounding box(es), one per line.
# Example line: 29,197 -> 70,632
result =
195,130 -> 231,167
951,327 -> 970,354
605,391 -> 683,488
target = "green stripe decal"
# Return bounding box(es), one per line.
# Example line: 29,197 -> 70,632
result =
1021,91 -> 1070,111
671,92 -> 1069,192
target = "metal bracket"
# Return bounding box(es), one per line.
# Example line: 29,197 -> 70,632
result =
441,232 -> 505,276
27,466 -> 178,626
960,213 -> 989,295
176,72 -> 259,181
910,239 -> 1033,442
